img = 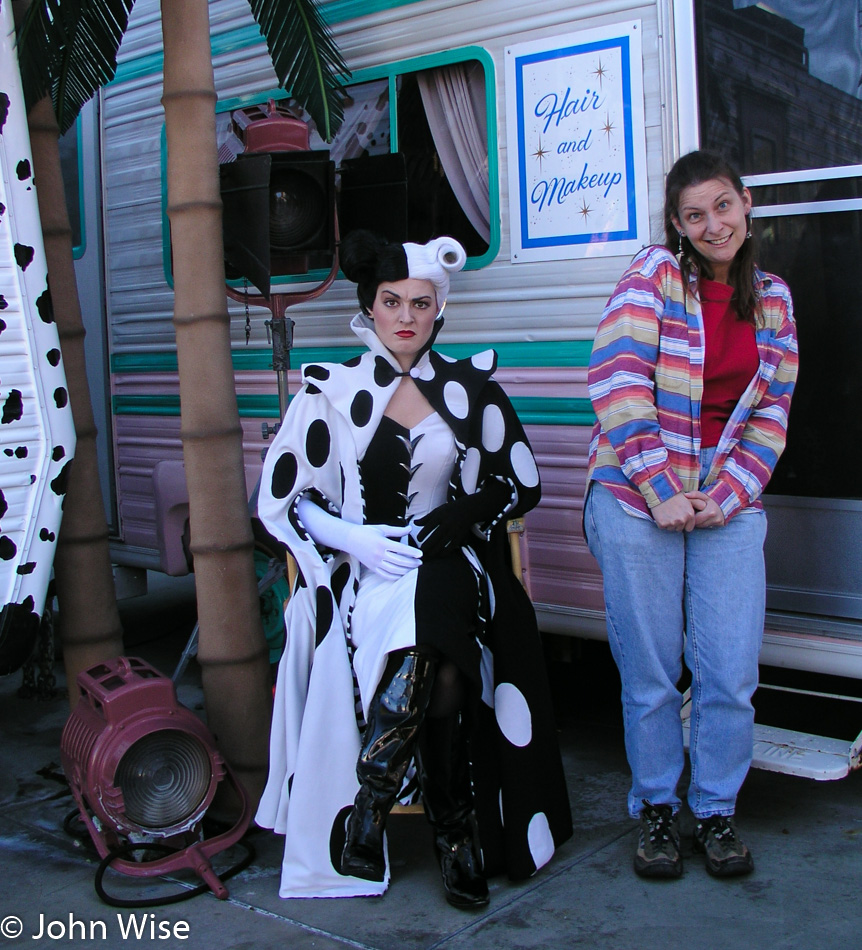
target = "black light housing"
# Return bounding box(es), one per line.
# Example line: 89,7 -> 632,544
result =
219,109 -> 336,299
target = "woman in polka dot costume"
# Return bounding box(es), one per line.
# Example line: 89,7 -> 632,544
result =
255,230 -> 572,904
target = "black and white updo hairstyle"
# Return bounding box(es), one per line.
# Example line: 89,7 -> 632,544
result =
340,230 -> 467,318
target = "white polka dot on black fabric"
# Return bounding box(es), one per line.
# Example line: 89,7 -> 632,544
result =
481,403 -> 506,453
443,380 -> 469,419
471,350 -> 494,371
460,447 -> 481,494
350,390 -> 374,427
494,682 -> 532,747
527,812 -> 555,871
510,441 -> 539,488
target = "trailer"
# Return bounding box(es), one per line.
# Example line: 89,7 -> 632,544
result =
53,0 -> 862,776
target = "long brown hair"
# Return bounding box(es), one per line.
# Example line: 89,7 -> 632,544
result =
663,150 -> 760,325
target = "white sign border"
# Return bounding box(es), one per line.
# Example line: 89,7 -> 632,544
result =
505,21 -> 649,263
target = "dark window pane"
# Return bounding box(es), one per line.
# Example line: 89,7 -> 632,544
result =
396,68 -> 489,256
757,209 -> 862,500
696,0 -> 862,175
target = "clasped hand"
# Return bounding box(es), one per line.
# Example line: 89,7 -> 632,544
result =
345,522 -> 422,579
651,491 -> 725,531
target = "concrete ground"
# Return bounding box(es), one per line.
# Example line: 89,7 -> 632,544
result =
1,573 -> 860,950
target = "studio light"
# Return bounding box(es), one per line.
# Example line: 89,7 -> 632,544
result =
219,101 -> 336,298
60,657 -> 251,900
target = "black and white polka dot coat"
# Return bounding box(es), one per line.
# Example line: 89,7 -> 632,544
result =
255,316 -> 572,897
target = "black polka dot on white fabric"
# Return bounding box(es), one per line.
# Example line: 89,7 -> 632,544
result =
50,461 -> 71,496
14,244 -> 34,271
53,387 -> 68,409
52,446 -> 65,461
0,536 -> 17,560
527,813 -> 555,870
271,452 -> 299,499
494,682 -> 532,747
331,561 -> 352,606
510,441 -> 539,488
46,348 -> 60,366
460,447 -> 481,494
306,419 -> 331,468
306,365 -> 331,381
443,380 -> 469,420
374,356 -> 395,387
36,289 -> 53,323
481,403 -> 506,453
350,390 -> 373,427
2,389 -> 23,424
0,490 -> 7,518
471,350 -> 495,371
315,586 -> 334,646
344,355 -> 362,368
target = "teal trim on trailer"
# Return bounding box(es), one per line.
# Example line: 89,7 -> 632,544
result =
112,392 -> 595,426
111,340 -> 594,374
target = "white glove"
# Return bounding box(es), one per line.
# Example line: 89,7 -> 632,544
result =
297,497 -> 422,579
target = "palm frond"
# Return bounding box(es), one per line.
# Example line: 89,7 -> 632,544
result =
17,0 -> 136,134
247,0 -> 351,142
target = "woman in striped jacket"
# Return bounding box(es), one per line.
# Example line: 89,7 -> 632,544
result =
585,150 -> 798,881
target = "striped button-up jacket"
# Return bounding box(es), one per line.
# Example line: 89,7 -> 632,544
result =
587,244 -> 798,522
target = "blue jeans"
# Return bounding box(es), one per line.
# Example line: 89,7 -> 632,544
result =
584,456 -> 766,819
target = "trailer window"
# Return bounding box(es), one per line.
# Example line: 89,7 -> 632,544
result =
696,0 -> 862,501
215,50 -> 495,272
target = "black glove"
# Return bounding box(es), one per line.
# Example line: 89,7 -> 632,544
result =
414,480 -> 512,557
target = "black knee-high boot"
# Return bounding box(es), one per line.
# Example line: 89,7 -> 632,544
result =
416,711 -> 489,907
341,650 -> 438,882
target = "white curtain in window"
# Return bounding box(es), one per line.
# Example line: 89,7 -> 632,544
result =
418,62 -> 491,243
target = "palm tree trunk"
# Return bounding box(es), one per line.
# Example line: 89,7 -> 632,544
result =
26,94 -> 124,704
160,0 -> 271,807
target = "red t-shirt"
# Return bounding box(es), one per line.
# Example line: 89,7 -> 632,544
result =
700,279 -> 759,448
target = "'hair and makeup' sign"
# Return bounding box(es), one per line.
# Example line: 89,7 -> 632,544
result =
505,22 -> 649,262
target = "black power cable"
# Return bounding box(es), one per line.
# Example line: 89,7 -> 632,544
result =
93,839 -> 256,908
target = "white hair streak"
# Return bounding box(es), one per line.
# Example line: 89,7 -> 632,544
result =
403,236 -> 467,310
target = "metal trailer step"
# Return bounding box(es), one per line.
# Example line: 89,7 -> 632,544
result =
681,685 -> 862,781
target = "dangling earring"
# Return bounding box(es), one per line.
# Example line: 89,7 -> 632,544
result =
677,231 -> 685,255
745,215 -> 752,240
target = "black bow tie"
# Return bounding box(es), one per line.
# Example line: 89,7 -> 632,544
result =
373,356 -> 413,387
